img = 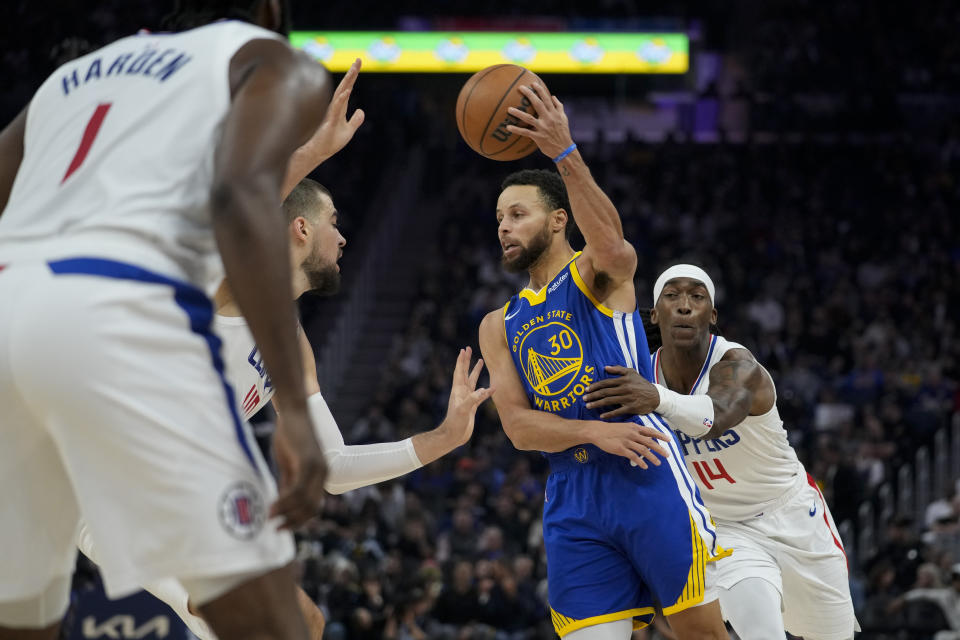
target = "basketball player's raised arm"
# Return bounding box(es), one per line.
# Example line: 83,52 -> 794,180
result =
294,336 -> 493,493
479,310 -> 669,468
505,84 -> 637,287
280,57 -> 365,199
585,349 -> 775,440
0,107 -> 27,215
212,38 -> 332,528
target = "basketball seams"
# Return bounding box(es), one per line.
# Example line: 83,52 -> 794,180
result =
478,68 -> 528,155
457,63 -> 507,145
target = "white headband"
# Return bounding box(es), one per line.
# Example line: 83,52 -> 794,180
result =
653,264 -> 716,307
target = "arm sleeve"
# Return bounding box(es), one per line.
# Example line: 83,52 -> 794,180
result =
308,392 -> 423,494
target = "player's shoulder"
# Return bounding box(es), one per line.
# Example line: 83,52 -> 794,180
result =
716,335 -> 754,363
480,306 -> 506,333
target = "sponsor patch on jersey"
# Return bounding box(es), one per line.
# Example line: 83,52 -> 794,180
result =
218,482 -> 266,540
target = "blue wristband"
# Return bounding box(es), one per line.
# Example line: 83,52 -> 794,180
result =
552,143 -> 577,163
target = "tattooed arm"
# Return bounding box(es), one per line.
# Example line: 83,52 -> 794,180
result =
584,348 -> 776,440
700,349 -> 775,439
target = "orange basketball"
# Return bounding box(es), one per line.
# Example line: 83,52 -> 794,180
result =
455,64 -> 546,161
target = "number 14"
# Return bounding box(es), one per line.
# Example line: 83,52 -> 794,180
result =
692,458 -> 736,489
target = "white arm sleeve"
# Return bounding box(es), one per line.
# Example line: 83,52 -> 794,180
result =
77,523 -> 217,640
654,384 -> 715,438
308,392 -> 423,495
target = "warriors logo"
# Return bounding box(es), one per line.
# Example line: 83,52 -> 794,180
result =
519,321 -> 584,397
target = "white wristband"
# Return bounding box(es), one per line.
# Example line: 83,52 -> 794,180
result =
654,383 -> 715,438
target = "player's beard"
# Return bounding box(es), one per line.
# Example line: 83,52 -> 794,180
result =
302,246 -> 340,296
502,222 -> 552,273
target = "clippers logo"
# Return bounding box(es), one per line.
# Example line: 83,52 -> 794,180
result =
218,482 -> 265,540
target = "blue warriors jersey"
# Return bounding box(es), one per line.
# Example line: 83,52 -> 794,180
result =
503,253 -> 652,430
500,253 -> 726,636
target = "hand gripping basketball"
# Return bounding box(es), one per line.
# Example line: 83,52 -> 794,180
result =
504,83 -> 575,161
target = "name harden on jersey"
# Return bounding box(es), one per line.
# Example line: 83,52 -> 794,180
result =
61,47 -> 193,96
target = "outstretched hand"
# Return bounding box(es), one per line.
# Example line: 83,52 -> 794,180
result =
504,83 -> 575,160
303,58 -> 365,161
584,365 -> 661,419
441,346 -> 494,447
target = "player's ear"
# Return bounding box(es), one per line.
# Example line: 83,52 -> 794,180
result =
650,306 -> 660,325
711,308 -> 718,325
553,208 -> 568,234
290,216 -> 308,242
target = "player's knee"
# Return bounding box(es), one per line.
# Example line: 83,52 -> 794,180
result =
188,565 -> 308,640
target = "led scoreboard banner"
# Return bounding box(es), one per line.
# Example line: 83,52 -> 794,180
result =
290,31 -> 688,74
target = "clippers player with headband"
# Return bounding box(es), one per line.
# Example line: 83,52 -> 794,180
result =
478,82 -> 730,640
0,2 -> 337,638
584,265 -> 860,640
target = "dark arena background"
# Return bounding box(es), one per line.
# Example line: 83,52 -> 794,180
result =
3,1 -> 959,638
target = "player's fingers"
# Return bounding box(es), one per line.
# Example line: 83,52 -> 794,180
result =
621,446 -> 647,469
348,108 -> 365,130
336,58 -> 361,91
599,406 -> 634,419
629,442 -> 662,466
583,377 -> 620,395
468,356 -> 484,389
273,480 -> 319,529
451,348 -> 466,384
636,424 -> 672,442
633,436 -> 670,459
603,365 -> 630,375
552,95 -> 563,110
506,106 -> 538,126
518,84 -> 548,111
583,385 -> 624,404
470,386 -> 495,408
504,124 -> 537,138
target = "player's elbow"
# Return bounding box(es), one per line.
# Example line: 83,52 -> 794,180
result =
500,418 -> 537,451
321,450 -> 348,494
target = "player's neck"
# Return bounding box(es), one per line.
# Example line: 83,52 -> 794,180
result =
213,280 -> 242,317
526,245 -> 576,292
659,335 -> 712,393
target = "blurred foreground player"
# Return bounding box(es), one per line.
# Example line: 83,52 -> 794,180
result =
0,1 -> 335,638
584,265 -> 860,640
477,83 -> 729,639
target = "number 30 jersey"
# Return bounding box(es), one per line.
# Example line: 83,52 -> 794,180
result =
502,253 -> 653,458
0,21 -> 283,294
652,335 -> 802,522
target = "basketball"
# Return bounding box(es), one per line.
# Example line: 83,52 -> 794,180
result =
455,64 -> 547,161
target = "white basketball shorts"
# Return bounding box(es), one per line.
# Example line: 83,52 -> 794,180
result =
712,472 -> 859,640
0,258 -> 294,603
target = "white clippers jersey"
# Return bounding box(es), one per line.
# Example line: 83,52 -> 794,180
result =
0,21 -> 282,294
214,315 -> 274,420
653,335 -> 802,522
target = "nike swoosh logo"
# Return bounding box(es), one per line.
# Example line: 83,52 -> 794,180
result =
505,307 -> 521,320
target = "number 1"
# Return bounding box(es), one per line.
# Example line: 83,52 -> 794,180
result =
61,103 -> 112,184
